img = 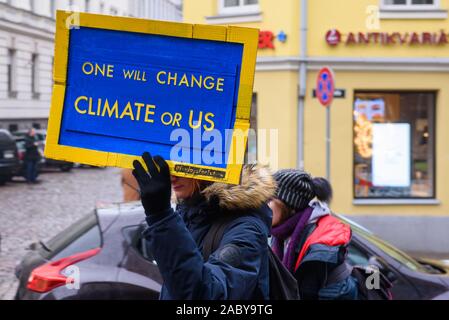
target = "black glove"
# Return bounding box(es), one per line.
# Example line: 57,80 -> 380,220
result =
132,152 -> 172,216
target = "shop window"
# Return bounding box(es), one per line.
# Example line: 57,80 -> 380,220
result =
219,0 -> 259,15
353,92 -> 435,199
382,0 -> 439,10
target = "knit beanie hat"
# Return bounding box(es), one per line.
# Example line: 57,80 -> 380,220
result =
273,169 -> 316,211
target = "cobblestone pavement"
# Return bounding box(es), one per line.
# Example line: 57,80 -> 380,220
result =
0,167 -> 123,300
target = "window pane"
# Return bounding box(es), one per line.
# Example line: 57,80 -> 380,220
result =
412,0 -> 434,4
384,0 -> 407,4
244,0 -> 259,4
224,0 -> 240,7
353,92 -> 435,198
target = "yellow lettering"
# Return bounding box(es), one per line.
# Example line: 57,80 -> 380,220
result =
204,113 -> 215,131
74,96 -> 88,114
178,74 -> 190,87
167,72 -> 177,86
82,62 -> 94,75
96,98 -> 102,115
145,105 -> 156,123
173,113 -> 182,127
161,112 -> 173,125
106,64 -> 114,78
102,99 -> 119,118
88,98 -> 98,116
189,111 -> 203,129
157,71 -> 167,84
95,64 -> 105,77
134,103 -> 145,121
191,74 -> 202,89
120,102 -> 135,121
216,78 -> 224,92
123,69 -> 135,79
204,76 -> 215,90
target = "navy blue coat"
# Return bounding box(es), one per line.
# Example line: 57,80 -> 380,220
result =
143,166 -> 276,300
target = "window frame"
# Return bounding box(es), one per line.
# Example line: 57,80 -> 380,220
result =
31,53 -> 40,99
219,0 -> 260,15
352,90 -> 437,201
381,0 -> 440,11
7,49 -> 17,98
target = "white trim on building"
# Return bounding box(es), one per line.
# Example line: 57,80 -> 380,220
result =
256,56 -> 449,72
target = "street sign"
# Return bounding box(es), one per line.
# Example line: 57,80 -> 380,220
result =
45,11 -> 259,185
313,89 -> 345,99
316,67 -> 335,107
315,67 -> 336,182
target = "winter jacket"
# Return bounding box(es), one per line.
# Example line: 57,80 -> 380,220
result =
142,165 -> 276,300
24,135 -> 41,161
293,204 -> 359,300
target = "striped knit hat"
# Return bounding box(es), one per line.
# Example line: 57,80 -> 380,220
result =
273,169 -> 316,211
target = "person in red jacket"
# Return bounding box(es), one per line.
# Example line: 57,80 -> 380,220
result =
269,170 -> 359,300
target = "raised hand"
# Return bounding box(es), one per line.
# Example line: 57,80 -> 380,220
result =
132,152 -> 172,216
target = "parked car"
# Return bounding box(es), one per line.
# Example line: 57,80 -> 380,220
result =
14,203 -> 449,300
0,129 -> 21,185
12,130 -> 74,172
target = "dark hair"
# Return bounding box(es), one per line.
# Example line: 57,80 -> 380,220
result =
312,177 -> 333,204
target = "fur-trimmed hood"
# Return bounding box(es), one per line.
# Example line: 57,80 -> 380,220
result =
201,164 -> 276,211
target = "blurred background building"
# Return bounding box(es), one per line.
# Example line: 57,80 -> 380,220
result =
184,0 -> 449,255
0,0 -> 182,131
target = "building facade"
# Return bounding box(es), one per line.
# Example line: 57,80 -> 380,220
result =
0,0 -> 182,131
184,0 -> 449,254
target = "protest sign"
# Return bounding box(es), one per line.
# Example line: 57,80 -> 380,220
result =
45,11 -> 259,184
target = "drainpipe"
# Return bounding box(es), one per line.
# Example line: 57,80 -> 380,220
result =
297,0 -> 308,170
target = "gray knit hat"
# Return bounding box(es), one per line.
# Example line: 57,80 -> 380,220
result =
273,169 -> 316,211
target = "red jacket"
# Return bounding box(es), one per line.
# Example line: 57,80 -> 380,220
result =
295,215 -> 352,272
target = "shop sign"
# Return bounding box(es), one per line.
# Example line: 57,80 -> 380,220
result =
258,30 -> 288,49
313,89 -> 345,99
326,29 -> 449,46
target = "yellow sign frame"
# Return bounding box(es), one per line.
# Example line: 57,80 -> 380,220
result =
45,11 -> 259,185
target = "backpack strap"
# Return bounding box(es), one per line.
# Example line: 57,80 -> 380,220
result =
325,262 -> 354,287
202,215 -> 235,262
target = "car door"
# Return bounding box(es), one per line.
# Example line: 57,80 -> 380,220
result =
116,224 -> 162,300
347,237 -> 421,300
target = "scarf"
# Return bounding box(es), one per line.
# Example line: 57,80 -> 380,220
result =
271,206 -> 314,272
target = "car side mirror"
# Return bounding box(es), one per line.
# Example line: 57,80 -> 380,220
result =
368,255 -> 398,283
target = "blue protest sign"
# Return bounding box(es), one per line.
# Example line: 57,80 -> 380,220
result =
45,12 -> 259,184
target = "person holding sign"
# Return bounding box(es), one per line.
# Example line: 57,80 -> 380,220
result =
132,152 -> 275,300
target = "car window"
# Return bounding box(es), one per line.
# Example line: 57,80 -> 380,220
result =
42,212 -> 102,260
51,225 -> 101,261
347,243 -> 370,266
348,221 -> 428,273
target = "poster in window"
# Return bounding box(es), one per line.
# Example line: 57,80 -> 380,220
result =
354,98 -> 385,122
372,123 -> 411,187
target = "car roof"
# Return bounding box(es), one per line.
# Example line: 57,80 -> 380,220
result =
0,129 -> 14,141
0,129 -> 12,135
95,202 -> 146,232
